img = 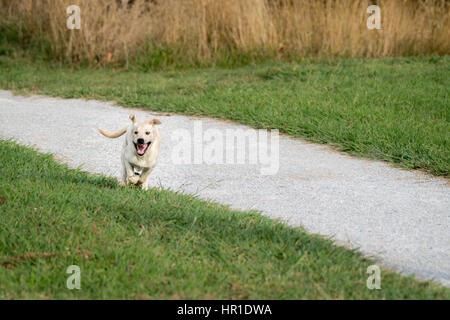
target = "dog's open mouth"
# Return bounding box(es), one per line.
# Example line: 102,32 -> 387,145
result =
134,142 -> 151,156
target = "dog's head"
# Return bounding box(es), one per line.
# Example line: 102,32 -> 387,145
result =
129,114 -> 161,156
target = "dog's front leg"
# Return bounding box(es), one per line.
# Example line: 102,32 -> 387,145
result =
124,161 -> 139,185
137,167 -> 153,190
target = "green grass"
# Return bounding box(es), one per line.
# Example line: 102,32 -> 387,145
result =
0,55 -> 448,177
0,140 -> 449,299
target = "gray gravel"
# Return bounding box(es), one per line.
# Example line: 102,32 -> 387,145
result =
0,90 -> 449,286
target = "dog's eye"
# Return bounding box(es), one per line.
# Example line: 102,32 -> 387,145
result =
134,131 -> 138,134
145,131 -> 150,135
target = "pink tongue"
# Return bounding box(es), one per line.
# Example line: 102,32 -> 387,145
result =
137,144 -> 148,155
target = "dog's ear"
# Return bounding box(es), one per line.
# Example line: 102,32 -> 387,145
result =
149,118 -> 162,125
129,114 -> 137,124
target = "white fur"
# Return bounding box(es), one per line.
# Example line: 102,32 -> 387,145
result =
98,114 -> 161,190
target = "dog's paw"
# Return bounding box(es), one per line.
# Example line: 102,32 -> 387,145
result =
141,184 -> 149,190
128,176 -> 139,184
119,180 -> 126,187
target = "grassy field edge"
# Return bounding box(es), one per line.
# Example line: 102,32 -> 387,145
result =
0,56 -> 448,177
0,139 -> 449,299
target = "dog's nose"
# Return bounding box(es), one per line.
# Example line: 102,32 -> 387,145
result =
137,138 -> 145,144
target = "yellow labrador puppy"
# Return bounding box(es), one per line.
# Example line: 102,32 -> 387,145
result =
98,114 -> 161,190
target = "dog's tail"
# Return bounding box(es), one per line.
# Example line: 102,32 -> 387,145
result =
98,126 -> 128,139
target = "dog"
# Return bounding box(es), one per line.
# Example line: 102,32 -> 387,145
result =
98,114 -> 161,190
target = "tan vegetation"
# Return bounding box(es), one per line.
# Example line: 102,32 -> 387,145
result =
1,0 -> 449,66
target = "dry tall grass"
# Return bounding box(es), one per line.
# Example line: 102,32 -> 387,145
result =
1,0 -> 449,66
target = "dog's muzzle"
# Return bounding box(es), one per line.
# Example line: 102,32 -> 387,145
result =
134,141 -> 151,156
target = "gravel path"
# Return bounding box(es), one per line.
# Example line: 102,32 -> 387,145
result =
0,90 -> 449,286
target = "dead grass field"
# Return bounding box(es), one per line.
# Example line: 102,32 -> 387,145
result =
1,0 -> 449,67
